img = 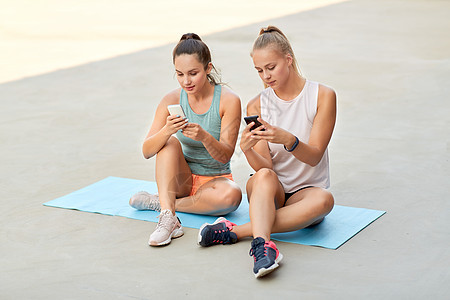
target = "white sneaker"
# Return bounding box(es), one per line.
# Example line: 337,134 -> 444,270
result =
149,209 -> 184,246
129,191 -> 161,211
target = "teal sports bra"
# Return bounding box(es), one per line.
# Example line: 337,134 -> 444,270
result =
176,85 -> 231,175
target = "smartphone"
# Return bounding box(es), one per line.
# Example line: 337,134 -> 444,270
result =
244,115 -> 265,131
167,104 -> 186,118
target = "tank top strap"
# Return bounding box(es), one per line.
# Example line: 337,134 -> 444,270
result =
180,88 -> 188,107
210,84 -> 221,117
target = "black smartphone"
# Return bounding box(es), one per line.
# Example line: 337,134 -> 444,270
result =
244,115 -> 265,131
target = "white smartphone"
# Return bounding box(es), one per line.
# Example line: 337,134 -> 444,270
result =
167,104 -> 186,118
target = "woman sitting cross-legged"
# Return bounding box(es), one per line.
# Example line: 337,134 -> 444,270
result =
197,26 -> 336,278
130,33 -> 242,247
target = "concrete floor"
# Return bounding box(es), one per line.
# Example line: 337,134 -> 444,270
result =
1,0 -> 449,299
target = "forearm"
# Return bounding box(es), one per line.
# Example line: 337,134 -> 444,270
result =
142,127 -> 172,159
202,134 -> 234,164
292,143 -> 324,166
284,134 -> 324,167
243,148 -> 272,171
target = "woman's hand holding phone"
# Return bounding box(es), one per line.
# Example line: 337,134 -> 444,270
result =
180,123 -> 208,141
166,104 -> 207,141
241,115 -> 265,152
244,116 -> 295,147
166,104 -> 188,134
244,115 -> 265,131
167,104 -> 186,119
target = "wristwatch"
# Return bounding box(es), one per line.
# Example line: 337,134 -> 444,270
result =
284,136 -> 299,152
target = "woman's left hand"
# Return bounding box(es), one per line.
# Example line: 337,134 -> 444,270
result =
251,118 -> 295,147
181,122 -> 207,141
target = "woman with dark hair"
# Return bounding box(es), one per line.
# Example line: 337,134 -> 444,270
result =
130,33 -> 242,247
198,26 -> 336,278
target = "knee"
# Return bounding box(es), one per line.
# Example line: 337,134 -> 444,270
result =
166,136 -> 182,149
246,168 -> 280,205
247,168 -> 278,189
254,168 -> 278,182
222,183 -> 242,208
158,136 -> 182,155
215,181 -> 242,211
317,190 -> 334,214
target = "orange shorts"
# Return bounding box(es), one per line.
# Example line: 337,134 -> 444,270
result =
190,173 -> 234,196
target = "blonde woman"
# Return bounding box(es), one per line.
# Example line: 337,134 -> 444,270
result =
198,26 -> 336,278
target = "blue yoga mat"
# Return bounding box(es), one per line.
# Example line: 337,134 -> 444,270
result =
44,176 -> 385,249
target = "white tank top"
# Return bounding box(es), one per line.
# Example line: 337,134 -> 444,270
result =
260,80 -> 330,192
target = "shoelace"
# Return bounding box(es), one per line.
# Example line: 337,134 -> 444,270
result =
145,199 -> 160,211
249,241 -> 267,261
141,192 -> 160,211
210,226 -> 232,244
155,211 -> 173,231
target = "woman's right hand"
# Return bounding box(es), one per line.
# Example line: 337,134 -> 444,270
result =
240,121 -> 264,152
164,115 -> 188,135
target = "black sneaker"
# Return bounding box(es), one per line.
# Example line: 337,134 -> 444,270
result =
197,217 -> 238,247
249,237 -> 283,278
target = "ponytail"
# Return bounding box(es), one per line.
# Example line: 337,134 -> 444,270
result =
251,26 -> 302,87
173,33 -> 221,85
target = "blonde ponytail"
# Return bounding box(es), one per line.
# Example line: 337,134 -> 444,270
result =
251,26 -> 302,87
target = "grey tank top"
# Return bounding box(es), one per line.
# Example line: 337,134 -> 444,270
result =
176,85 -> 231,175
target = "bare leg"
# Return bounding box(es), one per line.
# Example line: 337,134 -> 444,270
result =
155,137 -> 192,213
241,168 -> 285,241
270,187 -> 334,232
155,136 -> 241,216
175,177 -> 242,216
231,169 -> 334,240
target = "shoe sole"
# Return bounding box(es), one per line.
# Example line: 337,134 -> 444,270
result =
197,217 -> 226,246
149,226 -> 184,247
254,253 -> 284,278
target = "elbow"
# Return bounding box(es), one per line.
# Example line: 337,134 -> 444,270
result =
142,138 -> 158,159
304,149 -> 325,167
143,150 -> 156,160
217,154 -> 231,164
142,146 -> 153,160
214,148 -> 233,164
222,151 -> 235,164
309,154 -> 326,167
307,160 -> 320,167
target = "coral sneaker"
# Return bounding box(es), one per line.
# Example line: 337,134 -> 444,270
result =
129,191 -> 161,211
249,237 -> 283,278
198,217 -> 238,247
148,209 -> 184,246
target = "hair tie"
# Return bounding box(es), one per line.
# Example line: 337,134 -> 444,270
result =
263,29 -> 273,34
